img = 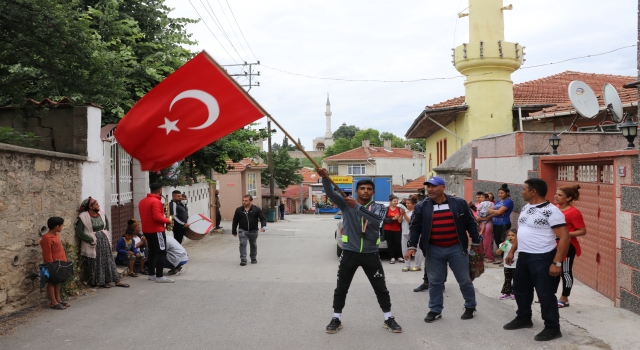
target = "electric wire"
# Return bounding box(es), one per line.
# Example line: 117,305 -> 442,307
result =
188,0 -> 238,64
200,0 -> 244,62
217,0 -> 252,61
225,0 -> 259,61
261,44 -> 636,83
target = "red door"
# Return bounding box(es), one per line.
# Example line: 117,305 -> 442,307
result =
556,164 -> 615,300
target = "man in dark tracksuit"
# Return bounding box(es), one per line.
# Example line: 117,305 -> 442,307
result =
318,168 -> 402,334
170,190 -> 189,244
232,195 -> 266,266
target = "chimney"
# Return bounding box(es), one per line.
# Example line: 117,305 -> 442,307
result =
362,139 -> 370,148
412,150 -> 418,158
405,144 -> 411,150
383,139 -> 391,151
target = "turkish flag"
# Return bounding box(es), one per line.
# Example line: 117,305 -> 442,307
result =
114,52 -> 266,171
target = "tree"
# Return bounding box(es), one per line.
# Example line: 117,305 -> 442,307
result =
350,128 -> 381,148
0,0 -> 196,124
324,138 -> 352,156
262,147 -> 303,190
332,124 -> 359,140
282,136 -> 298,151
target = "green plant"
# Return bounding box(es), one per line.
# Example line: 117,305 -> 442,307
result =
60,241 -> 86,299
0,127 -> 39,147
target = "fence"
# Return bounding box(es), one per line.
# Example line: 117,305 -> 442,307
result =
162,183 -> 211,236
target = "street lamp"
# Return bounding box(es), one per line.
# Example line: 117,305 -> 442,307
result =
548,133 -> 561,155
619,116 -> 638,149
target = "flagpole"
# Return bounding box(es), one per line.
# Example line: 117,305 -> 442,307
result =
266,115 -> 348,198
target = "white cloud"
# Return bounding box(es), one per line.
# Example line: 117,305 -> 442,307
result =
165,0 -> 636,149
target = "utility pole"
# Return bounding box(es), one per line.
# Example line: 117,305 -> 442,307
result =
224,61 -> 261,91
267,118 -> 275,211
299,182 -> 303,213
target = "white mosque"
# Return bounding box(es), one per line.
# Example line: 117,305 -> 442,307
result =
312,94 -> 334,151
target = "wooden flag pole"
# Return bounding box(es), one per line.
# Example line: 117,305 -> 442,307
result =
266,115 -> 348,198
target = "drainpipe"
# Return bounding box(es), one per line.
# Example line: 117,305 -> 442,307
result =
426,115 -> 463,149
366,157 -> 377,175
518,107 -> 524,131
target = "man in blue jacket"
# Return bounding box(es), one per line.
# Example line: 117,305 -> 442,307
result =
317,168 -> 402,334
404,176 -> 482,323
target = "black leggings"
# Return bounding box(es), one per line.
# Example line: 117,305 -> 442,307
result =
385,230 -> 402,259
333,250 -> 391,313
556,243 -> 577,297
493,224 -> 511,259
501,268 -> 516,295
144,232 -> 167,278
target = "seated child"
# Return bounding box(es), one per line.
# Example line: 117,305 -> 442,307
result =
164,235 -> 188,276
495,228 -> 518,300
116,228 -> 145,277
476,193 -> 493,235
127,218 -> 148,274
39,217 -> 68,310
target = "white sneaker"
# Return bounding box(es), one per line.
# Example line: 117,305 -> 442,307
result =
155,277 -> 175,283
148,276 -> 156,281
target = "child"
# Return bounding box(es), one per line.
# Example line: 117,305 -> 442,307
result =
39,217 -> 68,310
495,228 -> 518,300
128,218 -> 148,274
476,193 -> 493,235
116,228 -> 144,277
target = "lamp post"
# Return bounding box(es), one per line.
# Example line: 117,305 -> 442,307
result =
548,133 -> 561,155
619,117 -> 638,149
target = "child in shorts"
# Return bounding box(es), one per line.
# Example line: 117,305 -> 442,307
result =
39,217 -> 68,310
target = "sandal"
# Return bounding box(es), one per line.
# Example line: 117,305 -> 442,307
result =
61,302 -> 70,307
140,270 -> 149,275
99,284 -> 112,289
115,283 -> 130,288
411,267 -> 422,271
128,273 -> 138,277
402,267 -> 410,272
557,300 -> 570,308
49,303 -> 66,310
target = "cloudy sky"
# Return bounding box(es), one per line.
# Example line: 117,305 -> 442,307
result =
165,0 -> 636,149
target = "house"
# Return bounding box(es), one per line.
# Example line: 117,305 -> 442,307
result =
214,158 -> 267,220
321,139 -> 425,186
393,175 -> 426,199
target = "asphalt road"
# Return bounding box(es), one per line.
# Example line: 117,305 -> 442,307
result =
0,214 -> 608,350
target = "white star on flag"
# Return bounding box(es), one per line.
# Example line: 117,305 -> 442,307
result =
158,117 -> 180,135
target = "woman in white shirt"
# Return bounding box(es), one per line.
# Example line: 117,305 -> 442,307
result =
401,195 -> 423,272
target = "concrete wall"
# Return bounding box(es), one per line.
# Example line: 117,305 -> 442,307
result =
618,154 -> 640,315
376,158 -> 424,185
424,118 -> 464,175
80,107 -> 105,209
475,155 -> 534,185
162,183 -> 211,238
0,144 -> 85,315
215,169 -> 263,221
288,150 -> 324,159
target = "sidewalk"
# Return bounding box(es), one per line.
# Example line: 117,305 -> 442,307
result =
474,263 -> 640,350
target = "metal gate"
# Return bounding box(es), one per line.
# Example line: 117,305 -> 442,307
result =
556,163 -> 615,300
108,130 -> 133,250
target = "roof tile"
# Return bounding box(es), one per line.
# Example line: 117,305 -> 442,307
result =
324,147 -> 423,161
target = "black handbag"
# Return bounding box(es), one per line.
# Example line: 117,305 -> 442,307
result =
40,260 -> 74,284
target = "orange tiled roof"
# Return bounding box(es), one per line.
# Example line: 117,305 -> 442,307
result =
324,147 -> 424,161
225,158 -> 267,172
283,184 -> 309,199
426,71 -> 635,110
296,167 -> 321,184
395,176 -> 426,191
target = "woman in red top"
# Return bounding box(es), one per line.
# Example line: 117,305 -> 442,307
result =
554,184 -> 587,308
384,195 -> 404,264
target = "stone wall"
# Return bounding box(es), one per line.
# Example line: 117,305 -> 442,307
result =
0,144 -> 84,314
619,155 -> 640,315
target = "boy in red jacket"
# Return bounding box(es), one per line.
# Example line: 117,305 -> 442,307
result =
138,183 -> 173,283
40,217 -> 68,310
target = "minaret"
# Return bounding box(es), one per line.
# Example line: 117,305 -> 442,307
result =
324,93 -> 332,139
453,0 -> 523,139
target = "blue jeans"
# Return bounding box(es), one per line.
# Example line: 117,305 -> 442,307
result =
513,250 -> 560,329
426,244 -> 476,313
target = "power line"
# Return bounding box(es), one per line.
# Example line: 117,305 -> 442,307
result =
188,0 -> 238,64
217,0 -> 252,61
225,0 -> 259,61
202,0 -> 245,62
261,44 -> 636,83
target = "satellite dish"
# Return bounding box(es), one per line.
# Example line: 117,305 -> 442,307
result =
603,83 -> 623,123
568,81 -> 599,119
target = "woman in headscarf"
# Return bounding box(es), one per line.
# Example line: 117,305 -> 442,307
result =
76,197 -> 130,288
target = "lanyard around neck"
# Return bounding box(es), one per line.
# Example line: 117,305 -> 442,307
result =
361,200 -> 373,233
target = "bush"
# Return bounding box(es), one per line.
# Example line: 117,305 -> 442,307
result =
0,127 -> 39,147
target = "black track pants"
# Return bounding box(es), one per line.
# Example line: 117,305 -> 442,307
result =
144,232 -> 167,278
333,250 -> 391,313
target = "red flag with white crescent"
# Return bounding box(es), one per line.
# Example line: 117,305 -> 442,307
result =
114,52 -> 266,171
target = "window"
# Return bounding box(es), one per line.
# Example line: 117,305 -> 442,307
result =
247,172 -> 257,197
436,138 -> 447,166
328,164 -> 339,175
347,164 -> 366,175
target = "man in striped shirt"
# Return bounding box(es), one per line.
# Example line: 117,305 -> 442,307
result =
405,176 -> 483,323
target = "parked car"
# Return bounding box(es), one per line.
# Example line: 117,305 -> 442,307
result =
334,202 -> 406,257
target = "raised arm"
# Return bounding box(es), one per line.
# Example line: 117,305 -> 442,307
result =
358,203 -> 385,226
463,203 -> 482,244
319,171 -> 346,210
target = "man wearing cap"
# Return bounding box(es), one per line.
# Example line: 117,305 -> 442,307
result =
405,176 -> 482,323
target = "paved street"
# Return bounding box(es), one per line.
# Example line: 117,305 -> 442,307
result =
0,214 -> 636,349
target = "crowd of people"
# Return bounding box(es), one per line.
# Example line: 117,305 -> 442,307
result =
318,166 -> 586,342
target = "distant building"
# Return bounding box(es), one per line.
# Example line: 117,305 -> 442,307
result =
312,94 -> 334,151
